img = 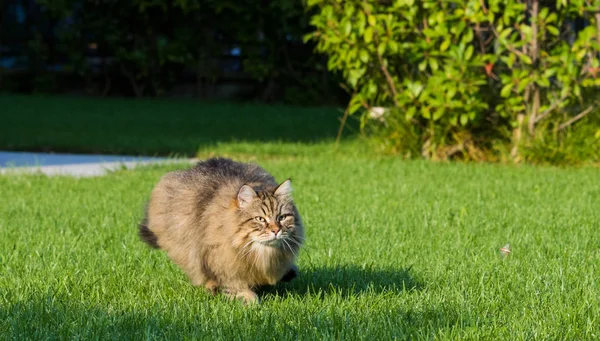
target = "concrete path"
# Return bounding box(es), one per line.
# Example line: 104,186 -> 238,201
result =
0,151 -> 192,177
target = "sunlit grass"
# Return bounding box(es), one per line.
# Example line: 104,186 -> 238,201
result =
1,152 -> 599,340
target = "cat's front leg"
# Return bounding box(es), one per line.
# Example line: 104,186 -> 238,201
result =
280,264 -> 298,282
223,286 -> 259,304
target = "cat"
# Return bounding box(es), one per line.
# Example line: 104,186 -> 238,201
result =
138,157 -> 304,304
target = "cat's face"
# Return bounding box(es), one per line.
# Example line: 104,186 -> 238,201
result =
236,180 -> 300,249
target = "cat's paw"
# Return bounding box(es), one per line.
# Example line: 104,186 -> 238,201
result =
204,280 -> 219,296
239,291 -> 260,305
280,264 -> 298,282
224,289 -> 260,305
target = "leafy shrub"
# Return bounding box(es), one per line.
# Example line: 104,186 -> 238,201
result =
306,0 -> 600,164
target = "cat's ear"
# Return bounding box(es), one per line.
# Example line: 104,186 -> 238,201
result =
274,179 -> 293,198
237,185 -> 257,208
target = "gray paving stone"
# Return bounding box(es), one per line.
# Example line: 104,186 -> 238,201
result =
0,151 -> 194,177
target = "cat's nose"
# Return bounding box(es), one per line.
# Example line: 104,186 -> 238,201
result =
271,227 -> 280,235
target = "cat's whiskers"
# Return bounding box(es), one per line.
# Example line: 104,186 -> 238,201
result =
282,239 -> 298,259
286,237 -> 305,249
235,240 -> 254,260
292,234 -> 306,241
238,242 -> 255,261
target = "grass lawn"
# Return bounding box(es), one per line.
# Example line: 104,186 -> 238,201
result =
1,95 -> 599,339
0,94 -> 350,156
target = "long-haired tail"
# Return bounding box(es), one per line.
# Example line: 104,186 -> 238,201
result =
138,213 -> 159,248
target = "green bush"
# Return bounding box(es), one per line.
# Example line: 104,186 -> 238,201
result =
306,0 -> 600,164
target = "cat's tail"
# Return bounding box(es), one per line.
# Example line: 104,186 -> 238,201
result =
138,213 -> 160,249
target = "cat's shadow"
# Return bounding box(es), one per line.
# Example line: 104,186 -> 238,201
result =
258,265 -> 423,299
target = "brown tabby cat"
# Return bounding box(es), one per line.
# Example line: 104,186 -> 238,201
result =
138,157 -> 304,304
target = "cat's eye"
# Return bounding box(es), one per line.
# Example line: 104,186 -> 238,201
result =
277,214 -> 291,222
255,216 -> 266,223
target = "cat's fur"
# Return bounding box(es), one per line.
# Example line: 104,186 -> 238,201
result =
139,157 -> 304,304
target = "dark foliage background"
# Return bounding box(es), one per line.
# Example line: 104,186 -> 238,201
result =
0,0 -> 346,104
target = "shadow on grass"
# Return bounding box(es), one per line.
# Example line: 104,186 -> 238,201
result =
259,264 -> 424,298
2,294 -> 467,340
0,95 -> 360,156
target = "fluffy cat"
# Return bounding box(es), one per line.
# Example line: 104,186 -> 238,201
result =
138,157 -> 304,304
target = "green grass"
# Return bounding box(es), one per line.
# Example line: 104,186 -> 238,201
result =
1,157 -> 599,340
1,94 -> 599,339
0,94 -> 352,156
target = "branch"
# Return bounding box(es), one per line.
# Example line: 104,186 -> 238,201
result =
489,25 -> 527,59
558,106 -> 594,131
595,8 -> 600,49
336,90 -> 361,146
474,23 -> 486,55
534,93 -> 568,123
479,0 -> 488,14
527,0 -> 540,136
363,3 -> 399,107
530,0 -> 539,63
376,52 -> 400,107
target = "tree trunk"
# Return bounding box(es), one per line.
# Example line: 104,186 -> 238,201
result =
511,113 -> 525,161
120,64 -> 144,97
261,77 -> 276,102
527,0 -> 540,136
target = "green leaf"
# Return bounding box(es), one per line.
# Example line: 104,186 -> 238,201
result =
465,45 -> 474,60
506,53 -> 516,68
405,106 -> 416,119
446,87 -> 456,99
348,95 -> 363,114
519,54 -> 533,65
440,39 -> 450,52
429,58 -> 439,71
520,25 -> 533,39
517,78 -> 529,92
356,11 -> 366,34
367,81 -> 377,96
546,25 -> 559,36
359,50 -> 370,63
377,42 -> 386,56
546,12 -> 557,24
433,108 -> 444,121
364,27 -> 373,43
460,114 -> 468,126
499,28 -> 512,39
422,107 -> 431,119
543,68 -> 557,78
500,83 -> 513,97
368,15 -> 376,27
344,21 -> 352,36
462,29 -> 474,44
348,69 -> 361,87
345,4 -> 355,18
449,115 -> 458,125
408,82 -> 424,97
536,77 -> 550,87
